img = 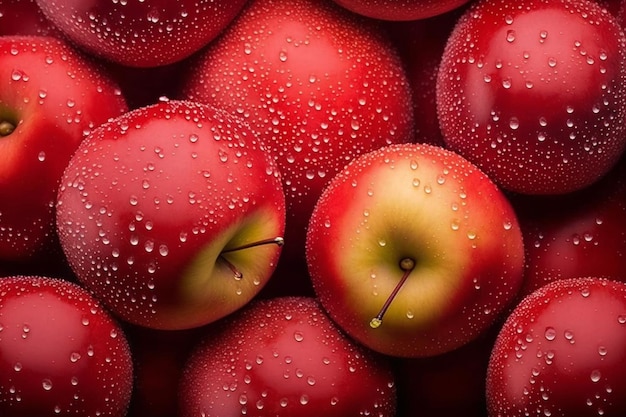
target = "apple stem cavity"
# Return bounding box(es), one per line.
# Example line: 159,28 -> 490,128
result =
0,120 -> 16,137
370,257 -> 416,329
219,237 -> 285,279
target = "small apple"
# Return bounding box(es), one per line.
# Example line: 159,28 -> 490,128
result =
34,0 -> 249,67
0,275 -> 133,417
437,0 -> 626,195
0,36 -> 127,263
180,0 -> 416,293
487,277 -> 626,416
178,296 -> 397,417
56,99 -> 286,330
306,143 -> 525,357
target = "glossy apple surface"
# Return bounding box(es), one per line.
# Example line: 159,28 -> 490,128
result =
0,275 -> 133,417
306,143 -> 525,357
487,277 -> 626,416
437,0 -> 626,194
0,36 -> 127,262
179,296 -> 397,417
56,100 -> 286,330
34,0 -> 249,67
181,0 -> 415,293
331,0 -> 471,20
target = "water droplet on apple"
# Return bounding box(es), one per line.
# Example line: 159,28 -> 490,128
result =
42,379 -> 53,390
544,327 -> 556,341
590,370 -> 602,383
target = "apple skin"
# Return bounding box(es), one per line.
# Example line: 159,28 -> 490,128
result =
34,0 -> 249,68
306,143 -> 525,358
0,275 -> 133,417
437,0 -> 626,195
55,99 -> 286,330
180,0 -> 416,293
510,156 -> 626,299
0,36 -> 127,263
330,0 -> 471,21
487,277 -> 626,416
178,296 -> 397,417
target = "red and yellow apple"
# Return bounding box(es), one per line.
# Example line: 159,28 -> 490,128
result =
306,143 -> 525,357
56,100 -> 286,330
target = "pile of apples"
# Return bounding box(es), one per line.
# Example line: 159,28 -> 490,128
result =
2,0 -> 626,416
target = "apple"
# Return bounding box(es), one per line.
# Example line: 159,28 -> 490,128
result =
306,142 -> 525,358
55,99 -> 286,330
178,296 -> 397,417
0,275 -> 133,417
437,0 -> 626,195
179,0 -> 416,294
0,36 -> 127,264
330,0 -> 472,21
34,0 -> 249,68
486,277 -> 626,416
510,155 -> 626,299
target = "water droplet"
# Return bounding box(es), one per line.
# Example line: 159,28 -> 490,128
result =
591,370 -> 602,383
544,327 -> 556,341
42,379 -> 53,390
294,331 -> 304,342
506,30 -> 516,43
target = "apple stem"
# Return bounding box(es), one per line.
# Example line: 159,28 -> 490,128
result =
370,257 -> 415,329
221,237 -> 284,253
219,236 -> 285,279
0,120 -> 15,136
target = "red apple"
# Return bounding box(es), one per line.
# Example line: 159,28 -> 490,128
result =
511,156 -> 626,299
180,0 -> 416,293
306,143 -> 525,357
0,36 -> 127,263
487,277 -> 626,416
437,0 -> 626,195
330,0 -> 472,21
34,0 -> 249,68
178,296 -> 397,417
56,99 -> 286,330
0,275 -> 133,417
